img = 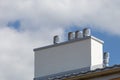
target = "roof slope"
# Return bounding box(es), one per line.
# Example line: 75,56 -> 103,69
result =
50,64 -> 120,80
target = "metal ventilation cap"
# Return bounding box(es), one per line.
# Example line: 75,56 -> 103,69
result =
83,28 -> 91,37
68,32 -> 75,40
103,52 -> 110,67
53,35 -> 59,44
75,30 -> 83,39
104,52 -> 109,59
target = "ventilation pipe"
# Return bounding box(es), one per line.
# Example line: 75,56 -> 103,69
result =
53,35 -> 59,44
83,28 -> 91,37
68,32 -> 74,40
75,30 -> 83,39
103,52 -> 110,67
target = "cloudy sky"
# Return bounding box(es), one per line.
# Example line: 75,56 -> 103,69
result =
0,0 -> 120,80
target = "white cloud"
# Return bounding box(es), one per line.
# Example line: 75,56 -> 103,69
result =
0,27 -> 63,80
0,0 -> 120,80
1,0 -> 120,33
0,27 -> 33,80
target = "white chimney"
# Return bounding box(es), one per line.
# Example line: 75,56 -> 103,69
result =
33,28 -> 105,80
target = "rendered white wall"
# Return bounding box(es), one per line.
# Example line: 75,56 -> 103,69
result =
34,37 -> 103,78
91,39 -> 103,70
35,39 -> 91,77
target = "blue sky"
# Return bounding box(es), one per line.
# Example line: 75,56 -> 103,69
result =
0,0 -> 120,80
7,20 -> 20,29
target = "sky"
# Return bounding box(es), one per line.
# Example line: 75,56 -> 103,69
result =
0,0 -> 120,80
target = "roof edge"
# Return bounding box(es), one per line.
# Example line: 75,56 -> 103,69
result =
64,65 -> 120,80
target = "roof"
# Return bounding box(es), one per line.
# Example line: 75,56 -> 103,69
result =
48,64 -> 120,80
34,36 -> 104,51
